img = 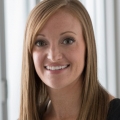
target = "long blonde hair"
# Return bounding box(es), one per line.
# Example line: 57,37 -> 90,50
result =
19,0 -> 109,120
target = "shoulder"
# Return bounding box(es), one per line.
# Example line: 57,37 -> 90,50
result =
107,98 -> 120,120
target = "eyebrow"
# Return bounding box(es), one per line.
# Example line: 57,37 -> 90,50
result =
36,31 -> 76,37
60,31 -> 76,35
36,34 -> 45,37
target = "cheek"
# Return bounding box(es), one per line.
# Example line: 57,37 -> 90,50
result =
70,45 -> 85,70
33,52 -> 39,65
66,45 -> 85,62
32,51 -> 43,70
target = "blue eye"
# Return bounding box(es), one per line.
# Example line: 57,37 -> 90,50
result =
35,40 -> 47,47
62,38 -> 75,45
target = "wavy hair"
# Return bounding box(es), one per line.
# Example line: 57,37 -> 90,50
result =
19,0 -> 109,120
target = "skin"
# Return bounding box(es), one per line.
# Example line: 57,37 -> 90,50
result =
32,9 -> 86,120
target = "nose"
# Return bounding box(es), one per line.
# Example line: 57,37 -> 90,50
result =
47,45 -> 63,62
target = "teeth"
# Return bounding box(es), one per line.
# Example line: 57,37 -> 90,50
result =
46,65 -> 68,70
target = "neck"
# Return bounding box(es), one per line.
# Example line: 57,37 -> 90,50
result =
45,79 -> 82,119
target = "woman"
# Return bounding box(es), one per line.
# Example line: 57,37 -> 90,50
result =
19,0 -> 120,120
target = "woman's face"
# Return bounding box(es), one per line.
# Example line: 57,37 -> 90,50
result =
32,9 -> 85,89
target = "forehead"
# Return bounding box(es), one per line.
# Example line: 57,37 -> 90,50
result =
39,8 -> 82,34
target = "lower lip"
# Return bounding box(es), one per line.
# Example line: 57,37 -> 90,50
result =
45,66 -> 69,74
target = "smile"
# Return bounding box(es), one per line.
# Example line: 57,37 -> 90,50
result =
45,65 -> 70,71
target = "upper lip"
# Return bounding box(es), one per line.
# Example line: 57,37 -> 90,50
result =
44,63 -> 70,67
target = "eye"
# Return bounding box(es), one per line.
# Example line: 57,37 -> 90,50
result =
35,40 -> 47,47
62,38 -> 75,45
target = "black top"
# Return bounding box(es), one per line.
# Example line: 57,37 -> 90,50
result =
107,98 -> 120,120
